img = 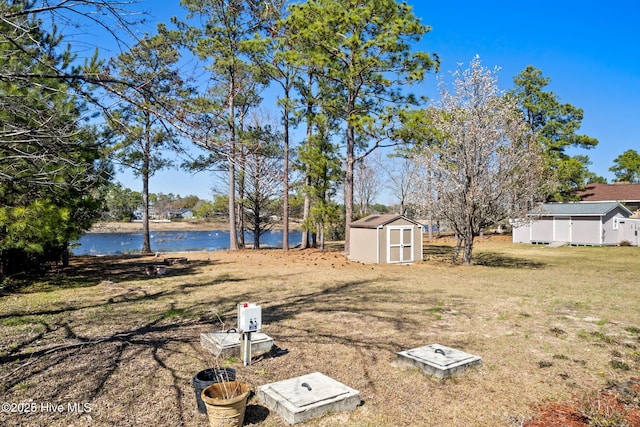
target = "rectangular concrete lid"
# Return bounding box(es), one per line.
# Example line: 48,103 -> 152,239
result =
264,372 -> 354,408
202,332 -> 272,348
402,344 -> 480,368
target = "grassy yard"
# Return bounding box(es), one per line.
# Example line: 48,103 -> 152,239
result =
1,237 -> 639,426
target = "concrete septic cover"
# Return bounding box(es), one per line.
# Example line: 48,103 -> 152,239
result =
397,344 -> 482,379
257,372 -> 361,424
200,332 -> 273,357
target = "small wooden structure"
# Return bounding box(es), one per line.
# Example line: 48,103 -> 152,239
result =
348,214 -> 423,264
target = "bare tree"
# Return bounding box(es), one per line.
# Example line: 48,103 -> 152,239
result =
411,57 -> 546,264
353,154 -> 382,217
240,111 -> 283,249
375,154 -> 418,215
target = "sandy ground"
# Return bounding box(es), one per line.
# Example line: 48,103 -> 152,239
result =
88,220 -> 303,234
88,221 -> 232,233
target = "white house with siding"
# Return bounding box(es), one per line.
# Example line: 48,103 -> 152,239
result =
512,202 -> 637,246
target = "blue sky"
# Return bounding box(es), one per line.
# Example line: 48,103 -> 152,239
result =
112,1 -> 639,202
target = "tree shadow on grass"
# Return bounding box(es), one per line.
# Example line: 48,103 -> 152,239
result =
423,245 -> 455,262
473,251 -> 546,269
0,253 -> 475,426
424,245 -> 547,269
261,278 -> 460,349
0,274 -> 296,426
1,255 -> 226,295
0,315 -> 203,426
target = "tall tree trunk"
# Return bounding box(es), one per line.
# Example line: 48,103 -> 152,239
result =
318,223 -> 324,251
300,74 -> 313,250
142,123 -> 151,253
142,174 -> 151,253
228,85 -> 238,251
453,233 -> 462,263
228,154 -> 238,250
462,233 -> 474,265
62,243 -> 69,267
253,197 -> 261,249
344,122 -> 355,254
301,173 -> 311,249
237,146 -> 246,249
427,170 -> 434,239
282,87 -> 290,252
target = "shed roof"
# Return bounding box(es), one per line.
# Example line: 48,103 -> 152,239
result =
573,183 -> 640,202
349,214 -> 422,229
527,202 -> 632,217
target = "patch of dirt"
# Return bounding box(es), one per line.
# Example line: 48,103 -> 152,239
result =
525,378 -> 640,427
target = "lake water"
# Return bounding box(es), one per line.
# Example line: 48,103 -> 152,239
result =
72,230 -> 303,256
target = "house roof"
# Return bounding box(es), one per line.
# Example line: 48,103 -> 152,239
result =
349,214 -> 422,229
573,183 -> 640,202
527,202 -> 632,217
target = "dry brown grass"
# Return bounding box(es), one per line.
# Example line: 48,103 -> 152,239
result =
1,237 -> 639,426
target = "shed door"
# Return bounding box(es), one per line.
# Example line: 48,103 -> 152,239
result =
554,216 -> 571,242
387,226 -> 414,264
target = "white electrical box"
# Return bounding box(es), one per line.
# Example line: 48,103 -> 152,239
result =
238,302 -> 262,332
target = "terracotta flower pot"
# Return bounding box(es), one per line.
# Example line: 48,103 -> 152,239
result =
201,381 -> 251,427
193,368 -> 236,414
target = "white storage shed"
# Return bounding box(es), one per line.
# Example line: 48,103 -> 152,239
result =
512,202 -> 634,246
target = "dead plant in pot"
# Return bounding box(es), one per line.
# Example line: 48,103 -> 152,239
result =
196,313 -> 252,427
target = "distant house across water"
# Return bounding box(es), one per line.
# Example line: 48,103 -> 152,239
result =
131,208 -> 193,221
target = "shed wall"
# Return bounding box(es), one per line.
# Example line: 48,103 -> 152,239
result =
511,221 -> 531,243
617,219 -> 640,246
531,218 -> 554,243
379,227 -> 388,262
602,208 -> 633,245
384,218 -> 416,227
349,228 -> 379,263
571,216 -> 600,245
602,211 -> 617,245
349,217 -> 424,264
414,227 -> 423,262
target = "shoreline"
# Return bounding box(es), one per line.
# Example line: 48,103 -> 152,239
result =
87,220 -> 300,233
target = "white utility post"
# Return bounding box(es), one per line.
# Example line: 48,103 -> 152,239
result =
237,302 -> 262,366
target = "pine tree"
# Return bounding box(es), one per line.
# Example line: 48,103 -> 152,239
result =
297,114 -> 343,250
510,66 -> 598,200
283,0 -> 438,252
106,34 -> 185,253
0,1 -> 108,273
172,0 -> 270,251
610,149 -> 640,183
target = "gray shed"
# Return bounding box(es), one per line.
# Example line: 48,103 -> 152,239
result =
512,202 -> 633,246
348,214 -> 423,264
